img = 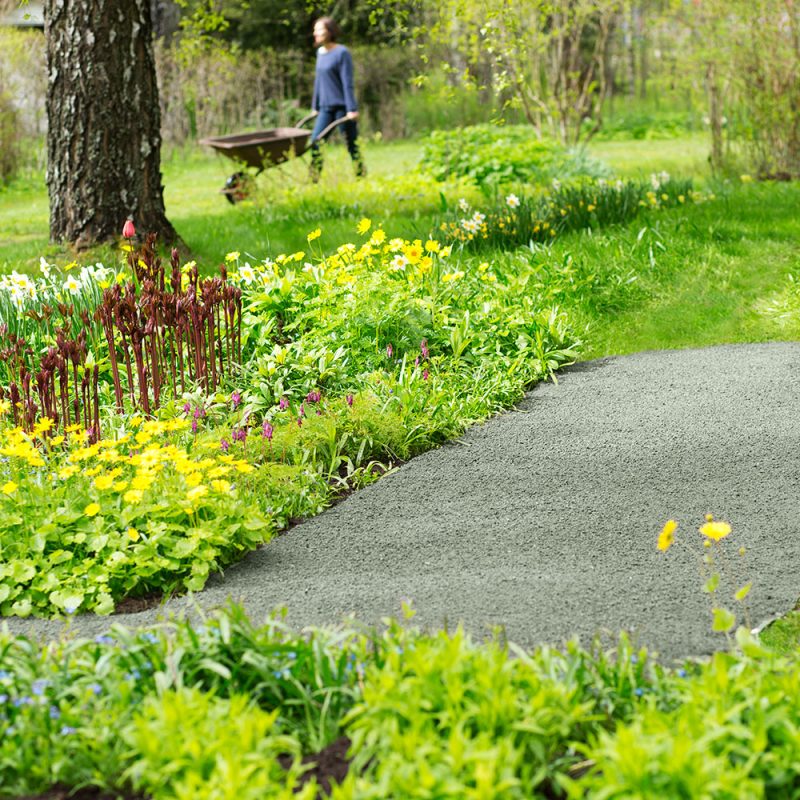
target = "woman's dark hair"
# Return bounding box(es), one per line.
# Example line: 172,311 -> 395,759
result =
315,16 -> 341,41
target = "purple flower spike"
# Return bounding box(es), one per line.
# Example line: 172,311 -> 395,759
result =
191,419 -> 198,434
182,401 -> 191,414
299,402 -> 306,418
220,439 -> 230,452
386,343 -> 393,359
346,394 -> 354,407
279,397 -> 289,411
414,356 -> 420,367
306,390 -> 321,404
297,417 -> 303,428
423,369 -> 429,381
262,421 -> 273,441
231,391 -> 242,409
421,339 -> 429,359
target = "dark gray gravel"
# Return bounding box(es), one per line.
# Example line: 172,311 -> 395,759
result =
6,343 -> 800,661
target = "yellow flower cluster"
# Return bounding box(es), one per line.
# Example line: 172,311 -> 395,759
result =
0,417 -> 255,518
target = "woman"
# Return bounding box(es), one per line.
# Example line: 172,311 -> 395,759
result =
309,17 -> 366,181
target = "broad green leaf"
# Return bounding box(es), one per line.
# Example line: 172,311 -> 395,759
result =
703,573 -> 720,594
712,607 -> 736,633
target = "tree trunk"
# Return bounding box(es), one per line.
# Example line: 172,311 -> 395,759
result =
44,0 -> 177,246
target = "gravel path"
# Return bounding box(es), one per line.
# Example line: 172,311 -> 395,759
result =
7,343 -> 800,661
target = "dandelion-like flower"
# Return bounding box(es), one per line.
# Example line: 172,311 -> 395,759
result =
657,519 -> 677,552
356,218 -> 371,235
307,228 -> 322,242
699,518 -> 732,542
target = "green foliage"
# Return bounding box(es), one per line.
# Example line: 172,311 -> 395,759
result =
439,175 -> 697,252
124,688 -> 313,799
8,605 -> 800,799
418,124 -> 611,187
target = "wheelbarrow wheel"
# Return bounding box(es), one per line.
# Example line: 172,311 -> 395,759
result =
221,171 -> 254,204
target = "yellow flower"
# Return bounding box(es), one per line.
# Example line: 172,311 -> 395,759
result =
135,431 -> 152,445
2,481 -> 18,495
740,174 -> 753,183
0,399 -> 10,415
425,239 -> 440,253
114,480 -> 129,492
225,251 -> 241,262
185,472 -> 203,487
587,204 -> 596,212
131,474 -> 154,491
307,228 -> 322,242
127,527 -> 140,542
123,489 -> 143,504
94,475 -> 115,491
657,519 -> 677,552
234,462 -> 254,474
441,271 -> 465,282
370,229 -> 386,245
85,466 -> 102,477
50,435 -> 65,447
58,465 -> 79,479
84,502 -> 101,517
699,520 -> 732,542
356,218 -> 372,235
34,417 -> 54,435
210,479 -> 232,493
439,245 -> 452,258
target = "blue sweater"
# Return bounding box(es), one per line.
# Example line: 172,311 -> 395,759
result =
312,45 -> 358,112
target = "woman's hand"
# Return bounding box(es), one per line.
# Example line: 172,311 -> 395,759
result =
346,111 -> 359,120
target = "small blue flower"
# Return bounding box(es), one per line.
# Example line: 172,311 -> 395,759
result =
630,654 -> 639,664
49,706 -> 61,720
124,669 -> 141,682
32,680 -> 49,696
677,668 -> 688,678
287,651 -> 297,660
94,635 -> 114,646
13,696 -> 32,707
140,632 -> 158,644
88,683 -> 102,696
634,687 -> 644,697
59,725 -> 76,736
0,670 -> 10,680
0,694 -> 7,704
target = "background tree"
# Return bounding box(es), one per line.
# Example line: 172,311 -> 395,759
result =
44,0 -> 176,246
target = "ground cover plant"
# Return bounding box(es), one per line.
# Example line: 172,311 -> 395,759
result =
0,595 -> 797,799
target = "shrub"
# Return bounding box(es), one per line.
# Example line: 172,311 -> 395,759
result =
418,124 -> 611,187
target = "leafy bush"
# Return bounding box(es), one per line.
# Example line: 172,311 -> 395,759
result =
418,124 -> 611,187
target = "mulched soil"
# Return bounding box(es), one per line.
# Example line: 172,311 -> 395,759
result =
278,736 -> 353,796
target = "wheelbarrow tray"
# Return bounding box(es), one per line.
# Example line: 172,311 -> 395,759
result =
200,127 -> 311,171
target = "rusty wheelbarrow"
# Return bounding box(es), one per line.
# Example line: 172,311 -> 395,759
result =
200,113 -> 349,203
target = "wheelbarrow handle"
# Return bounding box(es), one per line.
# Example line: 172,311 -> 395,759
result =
317,116 -> 351,140
296,113 -> 352,140
296,111 -> 319,129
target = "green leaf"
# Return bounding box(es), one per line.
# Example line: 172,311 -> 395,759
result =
703,573 -> 720,594
734,583 -> 752,602
712,607 -> 736,633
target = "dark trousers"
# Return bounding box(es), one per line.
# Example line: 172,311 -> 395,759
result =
310,105 -> 365,179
